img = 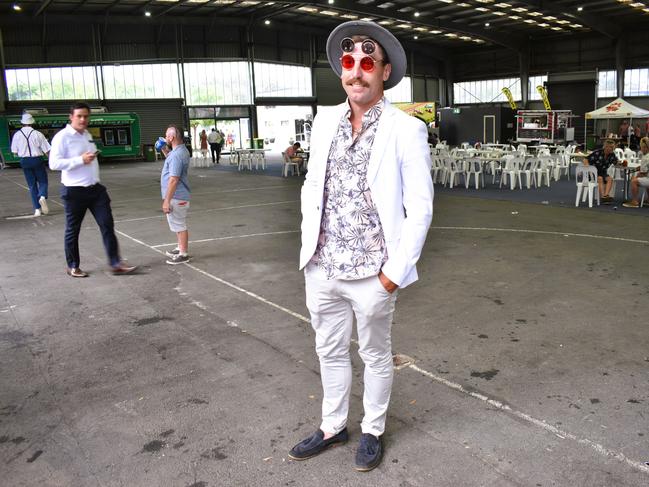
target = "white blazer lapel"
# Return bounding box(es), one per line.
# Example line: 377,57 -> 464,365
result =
313,103 -> 347,181
367,103 -> 397,186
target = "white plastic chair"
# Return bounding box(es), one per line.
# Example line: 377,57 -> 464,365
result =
441,156 -> 464,188
460,142 -> 470,149
500,155 -> 523,190
535,156 -> 552,187
282,151 -> 300,177
464,158 -> 484,189
575,166 -> 600,207
430,155 -> 444,184
253,151 -> 266,170
238,150 -> 252,171
519,157 -> 536,189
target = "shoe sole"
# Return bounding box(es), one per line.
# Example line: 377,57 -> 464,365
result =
354,452 -> 383,472
166,258 -> 191,265
287,440 -> 347,461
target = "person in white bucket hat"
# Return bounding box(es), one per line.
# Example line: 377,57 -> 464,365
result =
289,20 -> 434,471
10,112 -> 51,216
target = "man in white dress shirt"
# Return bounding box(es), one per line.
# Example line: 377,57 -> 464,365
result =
289,21 -> 433,471
49,102 -> 137,278
10,113 -> 51,217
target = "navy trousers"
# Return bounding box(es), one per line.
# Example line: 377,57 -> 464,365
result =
20,157 -> 48,210
60,184 -> 120,269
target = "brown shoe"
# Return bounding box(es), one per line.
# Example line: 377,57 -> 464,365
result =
622,200 -> 639,208
112,262 -> 138,275
67,267 -> 88,278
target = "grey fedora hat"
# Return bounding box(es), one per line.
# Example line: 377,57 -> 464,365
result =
326,20 -> 407,90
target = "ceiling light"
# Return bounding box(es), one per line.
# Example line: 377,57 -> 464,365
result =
341,14 -> 358,19
460,36 -> 472,41
264,19 -> 270,25
328,0 -> 334,4
414,27 -> 428,31
438,0 -> 454,3
512,7 -> 527,12
509,15 -> 521,19
430,29 -> 442,34
475,0 -> 494,3
485,22 -> 490,26
238,1 -> 260,5
528,12 -> 542,16
546,16 -> 557,20
524,19 -> 536,23
556,19 -> 570,24
630,2 -> 644,6
213,0 -> 235,3
458,3 -> 471,7
476,7 -> 489,12
644,7 -> 649,12
297,6 -> 318,12
320,10 -> 338,15
379,20 -> 393,25
144,11 -> 151,16
571,23 -> 583,28
444,33 -> 458,38
538,23 -> 549,27
577,6 -> 583,11
360,17 -> 375,21
397,23 -> 413,29
551,26 -> 563,30
414,11 -> 420,17
493,11 -> 506,16
413,35 -> 418,39
473,39 -> 486,44
495,2 -> 511,7
12,3 -> 22,10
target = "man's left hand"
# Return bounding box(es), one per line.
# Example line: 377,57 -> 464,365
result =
378,271 -> 398,294
162,201 -> 171,214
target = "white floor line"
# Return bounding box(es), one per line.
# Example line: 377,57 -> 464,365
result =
432,226 -> 649,245
151,230 -> 299,248
114,226 -> 649,476
409,363 -> 649,474
115,200 -> 298,223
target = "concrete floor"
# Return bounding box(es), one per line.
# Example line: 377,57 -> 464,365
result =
1,157 -> 648,487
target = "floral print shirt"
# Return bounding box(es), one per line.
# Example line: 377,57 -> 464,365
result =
587,148 -> 617,174
310,98 -> 388,280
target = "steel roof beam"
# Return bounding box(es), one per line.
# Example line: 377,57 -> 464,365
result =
516,0 -> 620,38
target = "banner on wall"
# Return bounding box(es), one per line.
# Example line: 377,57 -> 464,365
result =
394,102 -> 436,124
537,85 -> 552,110
501,87 -> 517,110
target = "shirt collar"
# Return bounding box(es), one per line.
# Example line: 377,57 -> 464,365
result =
344,97 -> 385,125
64,124 -> 86,136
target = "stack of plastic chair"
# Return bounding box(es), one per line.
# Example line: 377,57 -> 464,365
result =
253,151 -> 266,170
575,165 -> 600,207
441,156 -> 464,188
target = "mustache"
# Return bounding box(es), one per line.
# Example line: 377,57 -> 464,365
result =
346,79 -> 370,88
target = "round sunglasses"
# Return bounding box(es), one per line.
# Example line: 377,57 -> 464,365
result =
339,37 -> 383,73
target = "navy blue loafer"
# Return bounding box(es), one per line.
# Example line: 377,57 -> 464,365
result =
354,433 -> 383,472
288,428 -> 348,460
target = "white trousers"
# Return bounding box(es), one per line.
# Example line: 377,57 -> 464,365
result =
304,265 -> 398,437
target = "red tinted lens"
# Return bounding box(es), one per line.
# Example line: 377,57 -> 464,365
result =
359,56 -> 375,72
341,54 -> 355,70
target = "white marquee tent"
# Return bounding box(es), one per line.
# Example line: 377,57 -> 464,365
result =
585,98 -> 649,120
584,98 -> 649,146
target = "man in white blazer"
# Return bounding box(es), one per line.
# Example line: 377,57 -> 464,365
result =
288,21 -> 434,471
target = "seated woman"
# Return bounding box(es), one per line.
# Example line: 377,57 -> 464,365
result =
622,137 -> 649,208
583,139 -> 618,203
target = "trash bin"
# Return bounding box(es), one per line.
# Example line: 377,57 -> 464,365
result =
143,144 -> 156,162
253,138 -> 264,149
